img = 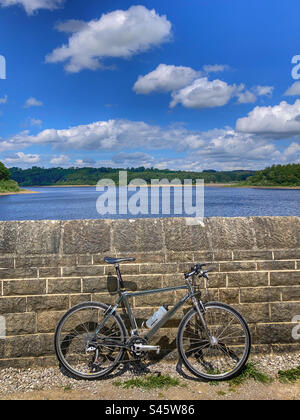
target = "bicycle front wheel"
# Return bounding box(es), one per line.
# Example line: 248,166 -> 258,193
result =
177,302 -> 251,381
54,302 -> 126,380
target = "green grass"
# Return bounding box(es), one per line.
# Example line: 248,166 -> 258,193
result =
0,179 -> 21,193
228,362 -> 273,388
113,374 -> 182,390
278,366 -> 300,384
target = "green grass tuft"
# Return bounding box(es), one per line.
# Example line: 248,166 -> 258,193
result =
278,366 -> 300,383
113,374 -> 181,390
228,362 -> 273,388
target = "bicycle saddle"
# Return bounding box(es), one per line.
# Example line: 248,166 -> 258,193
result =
104,257 -> 136,264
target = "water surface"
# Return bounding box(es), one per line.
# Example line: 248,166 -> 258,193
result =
0,186 -> 299,221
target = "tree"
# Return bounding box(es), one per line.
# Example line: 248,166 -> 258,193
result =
0,161 -> 10,181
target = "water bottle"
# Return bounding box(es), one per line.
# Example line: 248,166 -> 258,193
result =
145,304 -> 169,329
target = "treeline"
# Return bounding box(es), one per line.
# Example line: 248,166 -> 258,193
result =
9,166 -> 255,186
244,164 -> 300,187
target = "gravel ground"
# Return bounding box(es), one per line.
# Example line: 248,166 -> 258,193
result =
0,354 -> 299,400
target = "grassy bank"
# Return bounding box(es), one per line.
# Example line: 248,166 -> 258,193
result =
0,179 -> 21,194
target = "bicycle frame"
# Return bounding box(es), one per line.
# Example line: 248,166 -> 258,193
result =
95,268 -> 203,342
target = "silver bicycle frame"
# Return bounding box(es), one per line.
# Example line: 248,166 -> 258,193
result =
95,271 -> 205,341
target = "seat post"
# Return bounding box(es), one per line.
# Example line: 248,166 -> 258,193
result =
114,264 -> 125,290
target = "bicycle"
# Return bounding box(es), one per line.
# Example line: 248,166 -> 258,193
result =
54,257 -> 251,381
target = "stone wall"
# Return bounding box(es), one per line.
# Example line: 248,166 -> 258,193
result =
0,216 -> 299,368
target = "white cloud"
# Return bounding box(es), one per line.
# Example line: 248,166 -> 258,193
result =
46,6 -> 172,73
50,154 -> 70,166
133,64 -> 201,94
170,77 -> 240,109
0,119 -> 281,163
236,85 -> 274,104
0,0 -> 64,15
5,152 -> 40,165
2,119 -> 206,152
282,142 -> 300,161
74,158 -> 96,167
236,90 -> 257,104
236,100 -> 300,137
24,97 -> 43,108
134,63 -> 273,110
0,118 -> 286,170
284,81 -> 300,96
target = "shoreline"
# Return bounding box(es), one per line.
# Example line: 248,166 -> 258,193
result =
28,183 -> 300,190
0,189 -> 39,196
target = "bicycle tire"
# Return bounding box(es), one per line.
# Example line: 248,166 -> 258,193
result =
54,302 -> 127,380
177,301 -> 251,381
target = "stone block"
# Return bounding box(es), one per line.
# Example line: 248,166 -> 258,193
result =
16,221 -> 61,255
112,219 -> 164,253
27,295 -> 69,312
0,297 -> 26,313
48,278 -> 81,294
240,287 -> 281,303
228,272 -> 268,287
62,220 -> 111,254
3,279 -> 46,296
270,271 -> 300,286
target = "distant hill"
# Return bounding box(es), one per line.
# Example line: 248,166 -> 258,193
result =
244,164 -> 300,187
9,166 -> 256,187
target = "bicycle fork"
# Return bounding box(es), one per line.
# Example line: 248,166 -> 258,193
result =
187,277 -> 214,345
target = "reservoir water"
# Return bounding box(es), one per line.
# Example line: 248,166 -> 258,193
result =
0,186 -> 299,221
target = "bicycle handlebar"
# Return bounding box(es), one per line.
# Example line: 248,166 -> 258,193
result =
184,264 -> 213,279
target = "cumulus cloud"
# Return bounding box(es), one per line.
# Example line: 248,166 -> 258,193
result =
284,81 -> 300,96
0,118 -> 287,170
133,64 -> 201,94
236,89 -> 257,104
1,119 -> 206,153
281,142 -> 300,162
46,6 -> 172,73
50,154 -> 70,166
24,97 -> 43,108
134,63 -> 273,109
170,77 -> 240,109
236,100 -> 300,137
4,152 -> 40,166
0,0 -> 64,15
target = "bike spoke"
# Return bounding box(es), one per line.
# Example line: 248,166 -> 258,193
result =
180,305 -> 249,379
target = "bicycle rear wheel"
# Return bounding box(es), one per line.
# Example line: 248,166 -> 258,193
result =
177,302 -> 251,381
54,302 -> 126,380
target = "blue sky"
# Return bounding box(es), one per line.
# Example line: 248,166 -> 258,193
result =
0,0 -> 300,170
